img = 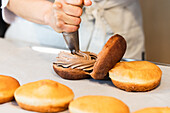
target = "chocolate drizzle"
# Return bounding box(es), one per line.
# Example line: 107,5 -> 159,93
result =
53,51 -> 97,71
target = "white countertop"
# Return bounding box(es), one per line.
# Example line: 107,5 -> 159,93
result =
0,38 -> 170,113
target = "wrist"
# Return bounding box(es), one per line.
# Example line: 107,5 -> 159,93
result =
43,2 -> 53,25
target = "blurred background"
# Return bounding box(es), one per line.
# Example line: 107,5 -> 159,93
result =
140,0 -> 170,64
0,0 -> 170,64
0,0 -> 8,37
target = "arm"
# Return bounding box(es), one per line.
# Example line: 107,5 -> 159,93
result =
7,0 -> 52,25
6,0 -> 92,32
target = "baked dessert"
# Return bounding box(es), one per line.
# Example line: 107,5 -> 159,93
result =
69,95 -> 130,113
53,34 -> 126,80
14,79 -> 74,112
109,61 -> 162,92
0,75 -> 20,104
53,51 -> 97,80
133,107 -> 170,113
91,34 -> 126,79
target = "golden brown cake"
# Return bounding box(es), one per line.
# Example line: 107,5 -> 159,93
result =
0,75 -> 20,104
14,79 -> 74,112
91,34 -> 126,79
133,107 -> 170,113
53,34 -> 126,80
109,61 -> 162,92
69,95 -> 130,113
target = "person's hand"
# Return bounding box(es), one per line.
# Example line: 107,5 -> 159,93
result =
44,0 -> 92,33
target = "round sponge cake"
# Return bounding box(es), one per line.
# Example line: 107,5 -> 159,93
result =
133,107 -> 170,113
0,75 -> 20,104
69,95 -> 130,113
109,61 -> 162,92
14,79 -> 74,112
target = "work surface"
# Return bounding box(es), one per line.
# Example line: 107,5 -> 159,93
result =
0,38 -> 170,113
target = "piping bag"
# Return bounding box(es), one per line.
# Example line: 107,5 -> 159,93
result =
62,30 -> 80,54
62,4 -> 83,54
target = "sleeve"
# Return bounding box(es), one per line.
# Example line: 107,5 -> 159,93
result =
1,0 -> 17,24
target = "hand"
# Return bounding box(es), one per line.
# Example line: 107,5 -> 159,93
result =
44,0 -> 92,33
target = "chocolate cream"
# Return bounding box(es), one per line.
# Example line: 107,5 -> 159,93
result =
53,51 -> 97,72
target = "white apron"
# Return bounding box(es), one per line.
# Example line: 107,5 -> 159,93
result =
1,0 -> 145,59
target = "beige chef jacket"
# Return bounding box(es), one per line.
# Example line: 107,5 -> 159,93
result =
1,0 -> 145,60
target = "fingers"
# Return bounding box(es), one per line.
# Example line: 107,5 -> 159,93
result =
53,2 -> 81,25
54,1 -> 82,17
52,2 -> 80,32
63,4 -> 82,17
61,13 -> 81,25
65,0 -> 83,6
52,0 -> 91,33
83,0 -> 92,6
55,20 -> 79,33
62,0 -> 92,6
63,24 -> 79,32
54,11 -> 81,25
54,0 -> 92,16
